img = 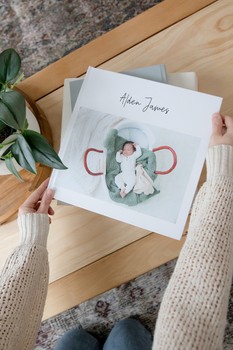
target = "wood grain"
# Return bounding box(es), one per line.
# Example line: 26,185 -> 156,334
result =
0,166 -> 51,224
99,0 -> 233,115
43,233 -> 186,319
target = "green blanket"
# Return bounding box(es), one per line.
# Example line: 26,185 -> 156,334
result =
103,129 -> 160,206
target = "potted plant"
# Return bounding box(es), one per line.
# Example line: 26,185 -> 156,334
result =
0,48 -> 67,180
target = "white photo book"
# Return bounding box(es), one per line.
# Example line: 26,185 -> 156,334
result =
49,67 -> 222,240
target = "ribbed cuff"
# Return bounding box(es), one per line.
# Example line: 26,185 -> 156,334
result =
206,145 -> 233,180
17,213 -> 50,247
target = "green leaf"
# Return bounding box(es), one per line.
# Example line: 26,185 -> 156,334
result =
0,48 -> 21,84
23,130 -> 67,170
0,144 -> 12,158
0,90 -> 26,129
11,134 -> 36,174
5,156 -> 23,181
23,118 -> 29,130
0,119 -> 5,132
1,133 -> 17,145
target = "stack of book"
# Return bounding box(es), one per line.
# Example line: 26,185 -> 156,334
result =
49,64 -> 222,240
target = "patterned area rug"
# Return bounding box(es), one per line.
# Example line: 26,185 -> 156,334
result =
36,260 -> 176,349
36,257 -> 233,349
2,1 -> 233,349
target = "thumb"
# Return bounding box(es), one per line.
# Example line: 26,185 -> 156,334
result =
37,188 -> 55,214
211,112 -> 224,136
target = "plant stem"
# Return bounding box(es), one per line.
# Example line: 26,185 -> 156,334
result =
10,72 -> 25,89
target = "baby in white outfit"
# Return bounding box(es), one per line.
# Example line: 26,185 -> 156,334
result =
115,141 -> 142,198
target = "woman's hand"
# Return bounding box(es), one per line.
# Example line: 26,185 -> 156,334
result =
209,112 -> 233,147
18,178 -> 55,218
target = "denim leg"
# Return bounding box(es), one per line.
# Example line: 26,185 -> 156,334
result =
103,318 -> 153,350
54,328 -> 102,350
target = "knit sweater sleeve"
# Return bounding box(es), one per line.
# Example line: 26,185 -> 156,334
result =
153,145 -> 233,350
0,213 -> 50,350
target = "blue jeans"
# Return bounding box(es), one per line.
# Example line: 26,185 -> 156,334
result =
54,318 -> 153,350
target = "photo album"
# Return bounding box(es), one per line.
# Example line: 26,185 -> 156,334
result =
49,66 -> 222,240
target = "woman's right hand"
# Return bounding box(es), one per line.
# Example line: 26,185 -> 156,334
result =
209,112 -> 233,147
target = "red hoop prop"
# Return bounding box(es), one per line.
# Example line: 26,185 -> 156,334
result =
152,146 -> 177,175
84,148 -> 104,176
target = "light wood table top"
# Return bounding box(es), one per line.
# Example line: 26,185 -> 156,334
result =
1,0 -> 232,320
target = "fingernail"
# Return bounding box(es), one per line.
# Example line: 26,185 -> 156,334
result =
212,113 -> 222,125
47,189 -> 55,197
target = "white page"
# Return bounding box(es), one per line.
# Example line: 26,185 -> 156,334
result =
50,67 -> 222,240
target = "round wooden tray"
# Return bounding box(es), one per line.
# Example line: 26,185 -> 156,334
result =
0,91 -> 52,224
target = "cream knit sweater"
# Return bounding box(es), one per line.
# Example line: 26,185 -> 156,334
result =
0,145 -> 233,350
153,145 -> 233,349
0,215 -> 50,350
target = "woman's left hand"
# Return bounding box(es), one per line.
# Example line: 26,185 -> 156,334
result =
18,178 -> 55,217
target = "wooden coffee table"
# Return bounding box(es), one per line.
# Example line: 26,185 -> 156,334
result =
1,0 -> 232,320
